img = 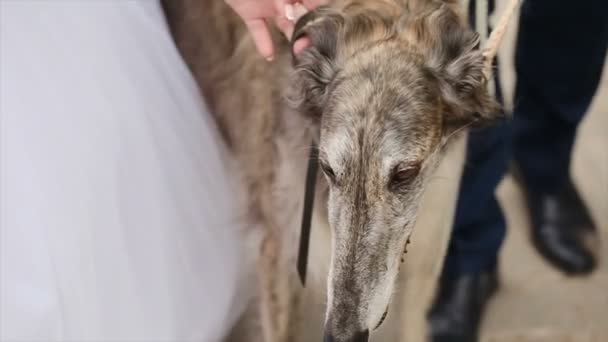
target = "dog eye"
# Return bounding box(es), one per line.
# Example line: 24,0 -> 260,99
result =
320,162 -> 337,183
389,164 -> 420,189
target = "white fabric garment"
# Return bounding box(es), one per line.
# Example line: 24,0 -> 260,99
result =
1,1 -> 246,341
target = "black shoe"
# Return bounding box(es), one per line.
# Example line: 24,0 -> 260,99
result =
428,270 -> 498,342
525,180 -> 597,275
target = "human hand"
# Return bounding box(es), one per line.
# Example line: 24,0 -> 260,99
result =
225,0 -> 327,60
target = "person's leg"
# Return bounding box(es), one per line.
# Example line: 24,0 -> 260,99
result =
513,0 -> 608,274
513,0 -> 608,193
429,87 -> 509,342
428,124 -> 509,342
428,1 -> 509,341
443,0 -> 509,273
441,125 -> 509,278
430,0 -> 608,340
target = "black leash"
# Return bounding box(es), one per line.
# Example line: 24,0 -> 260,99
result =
297,140 -> 319,286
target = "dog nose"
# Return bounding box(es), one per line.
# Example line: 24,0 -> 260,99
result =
323,329 -> 369,342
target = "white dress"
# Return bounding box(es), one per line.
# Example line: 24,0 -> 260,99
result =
0,1 -> 245,341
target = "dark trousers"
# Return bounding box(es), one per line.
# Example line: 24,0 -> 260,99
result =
443,0 -> 608,277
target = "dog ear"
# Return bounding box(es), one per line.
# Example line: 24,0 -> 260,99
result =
433,33 -> 502,130
422,11 -> 501,131
431,0 -> 520,131
286,7 -> 344,120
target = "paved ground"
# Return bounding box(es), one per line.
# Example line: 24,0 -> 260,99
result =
478,4 -> 608,341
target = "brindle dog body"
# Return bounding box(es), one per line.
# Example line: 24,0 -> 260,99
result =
162,1 -> 516,341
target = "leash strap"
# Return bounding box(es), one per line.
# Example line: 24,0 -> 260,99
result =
475,0 -> 496,95
297,140 -> 319,286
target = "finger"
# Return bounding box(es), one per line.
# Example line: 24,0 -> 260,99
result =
245,19 -> 275,60
275,16 -> 295,40
284,3 -> 296,21
283,1 -> 310,21
227,1 -> 276,19
303,0 -> 329,9
293,36 -> 312,55
292,2 -> 309,19
275,0 -> 295,19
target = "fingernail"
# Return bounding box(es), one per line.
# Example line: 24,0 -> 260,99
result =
266,55 -> 274,62
285,4 -> 296,21
293,3 -> 308,19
